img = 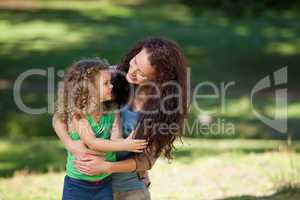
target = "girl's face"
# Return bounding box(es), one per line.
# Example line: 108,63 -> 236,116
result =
126,48 -> 156,85
95,70 -> 113,102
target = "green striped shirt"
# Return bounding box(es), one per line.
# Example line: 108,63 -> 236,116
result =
66,113 -> 116,181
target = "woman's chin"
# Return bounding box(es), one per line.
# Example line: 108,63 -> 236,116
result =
126,75 -> 136,84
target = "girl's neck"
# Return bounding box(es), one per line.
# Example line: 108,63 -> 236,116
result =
90,104 -> 103,122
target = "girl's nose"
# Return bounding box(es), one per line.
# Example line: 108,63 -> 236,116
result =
110,84 -> 113,89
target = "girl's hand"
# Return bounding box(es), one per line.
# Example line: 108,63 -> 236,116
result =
67,140 -> 104,160
127,130 -> 135,139
74,155 -> 111,175
124,137 -> 148,153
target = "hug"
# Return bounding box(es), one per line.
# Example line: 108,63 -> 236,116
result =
53,37 -> 188,200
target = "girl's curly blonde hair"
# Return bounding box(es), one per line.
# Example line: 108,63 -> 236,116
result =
55,58 -> 109,129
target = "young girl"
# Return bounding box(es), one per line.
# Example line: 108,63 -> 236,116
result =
54,59 -> 148,200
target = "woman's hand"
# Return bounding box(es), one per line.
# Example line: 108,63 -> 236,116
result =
73,155 -> 111,175
67,140 -> 103,160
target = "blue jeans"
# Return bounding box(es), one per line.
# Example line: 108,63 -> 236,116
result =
62,175 -> 113,200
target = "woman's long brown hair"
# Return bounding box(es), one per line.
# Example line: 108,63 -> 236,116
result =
112,37 -> 188,159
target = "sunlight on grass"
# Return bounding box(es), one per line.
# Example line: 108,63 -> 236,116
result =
0,21 -> 82,42
42,1 -> 193,25
0,138 -> 299,200
190,96 -> 275,120
287,102 -> 300,118
0,0 -> 298,198
265,41 -> 300,56
269,153 -> 300,191
0,172 -> 63,200
5,113 -> 52,138
151,140 -> 300,199
176,138 -> 286,154
140,4 -> 193,25
263,27 -> 298,40
41,0 -> 133,13
234,25 -> 249,37
264,101 -> 299,118
225,96 -> 252,118
0,162 -> 17,171
0,1 -> 133,56
72,1 -> 134,22
0,20 -> 85,52
186,95 -> 297,139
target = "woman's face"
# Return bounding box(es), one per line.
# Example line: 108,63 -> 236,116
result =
126,48 -> 156,85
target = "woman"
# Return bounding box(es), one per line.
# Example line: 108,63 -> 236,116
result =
53,37 -> 188,200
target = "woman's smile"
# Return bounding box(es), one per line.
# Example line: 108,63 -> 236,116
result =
127,72 -> 137,82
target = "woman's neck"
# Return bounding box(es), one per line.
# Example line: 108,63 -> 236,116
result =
131,95 -> 147,112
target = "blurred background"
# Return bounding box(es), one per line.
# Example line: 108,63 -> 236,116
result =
0,0 -> 299,199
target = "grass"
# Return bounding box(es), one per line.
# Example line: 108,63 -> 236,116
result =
0,0 -> 299,139
0,1 -> 299,84
1,138 -> 300,199
0,1 -> 299,199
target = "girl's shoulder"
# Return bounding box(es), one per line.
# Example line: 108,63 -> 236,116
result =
101,112 -> 116,124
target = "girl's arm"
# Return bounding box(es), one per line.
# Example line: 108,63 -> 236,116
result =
52,114 -> 73,150
74,118 -> 147,153
52,114 -> 99,157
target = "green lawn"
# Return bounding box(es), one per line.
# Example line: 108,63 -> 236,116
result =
0,0 -> 299,84
0,0 -> 299,139
0,1 -> 299,199
0,138 -> 300,200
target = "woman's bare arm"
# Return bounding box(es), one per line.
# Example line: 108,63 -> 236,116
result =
74,144 -> 160,175
109,112 -> 123,141
74,155 -> 137,175
107,150 -> 159,173
74,118 -> 147,153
